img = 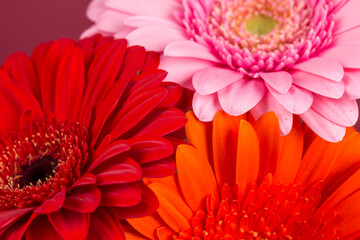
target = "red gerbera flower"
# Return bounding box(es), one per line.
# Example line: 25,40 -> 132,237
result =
0,35 -> 189,239
125,111 -> 360,239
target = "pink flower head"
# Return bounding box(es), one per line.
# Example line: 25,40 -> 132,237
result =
83,0 -> 360,142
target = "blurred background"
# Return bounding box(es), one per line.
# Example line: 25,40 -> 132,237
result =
1,1 -> 360,130
0,0 -> 91,63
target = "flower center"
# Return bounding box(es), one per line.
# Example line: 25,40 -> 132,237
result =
182,0 -> 335,76
17,155 -> 58,188
175,177 -> 338,239
245,14 -> 277,36
0,119 -> 89,210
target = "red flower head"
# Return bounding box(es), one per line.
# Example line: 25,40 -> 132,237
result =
0,35 -> 190,239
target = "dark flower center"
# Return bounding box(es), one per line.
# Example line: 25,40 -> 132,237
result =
0,119 -> 89,210
17,155 -> 58,188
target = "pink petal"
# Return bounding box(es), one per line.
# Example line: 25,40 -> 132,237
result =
105,0 -> 181,18
48,209 -> 90,240
62,187 -> 101,213
251,93 -> 293,135
96,10 -> 132,33
259,71 -> 292,94
311,96 -> 358,127
333,27 -> 360,47
319,46 -> 360,68
124,16 -> 182,30
126,26 -> 186,52
86,0 -> 107,22
218,79 -> 265,116
81,25 -> 102,39
193,67 -> 243,95
293,57 -> 344,82
300,108 -> 346,142
34,188 -> 66,214
165,40 -> 220,63
334,0 -> 360,34
343,68 -> 360,99
159,56 -> 216,90
267,85 -> 313,114
291,70 -> 345,99
193,92 -> 222,121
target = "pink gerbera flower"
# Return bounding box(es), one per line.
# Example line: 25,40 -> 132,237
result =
83,0 -> 360,142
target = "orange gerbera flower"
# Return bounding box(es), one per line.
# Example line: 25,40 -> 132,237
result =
124,111 -> 360,240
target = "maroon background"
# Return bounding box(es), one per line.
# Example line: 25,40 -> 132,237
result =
1,1 -> 360,131
0,0 -> 91,63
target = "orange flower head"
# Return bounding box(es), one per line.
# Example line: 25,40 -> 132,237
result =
125,111 -> 360,240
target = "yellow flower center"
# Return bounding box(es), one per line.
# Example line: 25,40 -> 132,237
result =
245,14 -> 277,36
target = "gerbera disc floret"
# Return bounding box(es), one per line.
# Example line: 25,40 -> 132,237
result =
0,119 -> 88,209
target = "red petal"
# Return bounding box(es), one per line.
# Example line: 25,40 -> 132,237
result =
0,78 -> 43,134
0,207 -> 33,230
38,38 -> 75,114
141,51 -> 160,73
128,70 -> 167,96
34,188 -> 65,214
118,46 -> 146,83
142,157 -> 176,178
4,52 -> 41,101
87,208 -> 125,240
54,47 -> 85,122
48,209 -> 90,240
99,183 -> 142,207
110,182 -> 159,219
62,187 -> 101,213
157,82 -> 183,108
130,108 -> 187,138
89,140 -> 131,172
90,79 -> 130,148
94,157 -> 142,185
109,87 -> 168,140
69,173 -> 97,190
125,136 -> 173,165
25,215 -> 62,240
81,39 -> 127,110
0,213 -> 36,240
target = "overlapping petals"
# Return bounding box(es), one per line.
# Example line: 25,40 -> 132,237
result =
83,0 -> 360,142
0,35 -> 189,239
124,111 -> 360,239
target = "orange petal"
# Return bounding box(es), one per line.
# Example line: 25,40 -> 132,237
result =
127,214 -> 165,239
236,120 -> 260,198
274,115 -> 303,184
319,168 -> 360,213
149,182 -> 193,233
296,131 -> 360,190
157,226 -> 175,240
294,136 -> 338,188
144,175 -> 180,192
123,224 -> 148,239
213,111 -> 245,188
185,111 -> 213,166
254,112 -> 280,182
330,191 -> 360,238
177,144 -> 218,212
